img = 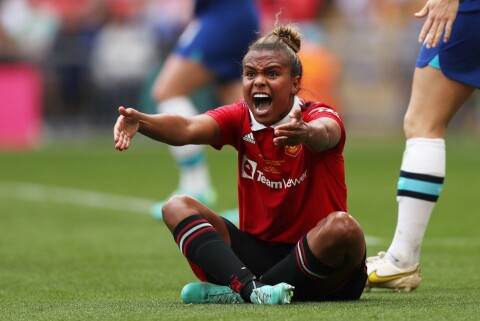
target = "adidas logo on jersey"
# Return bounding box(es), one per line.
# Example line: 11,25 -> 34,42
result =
243,133 -> 255,144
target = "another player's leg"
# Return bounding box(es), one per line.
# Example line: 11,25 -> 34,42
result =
150,56 -> 217,219
162,195 -> 293,304
214,80 -> 245,225
366,66 -> 474,292
151,96 -> 216,219
365,137 -> 443,292
260,212 -> 367,301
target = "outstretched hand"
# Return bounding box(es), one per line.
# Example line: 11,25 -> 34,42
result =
273,108 -> 309,146
114,106 -> 140,151
415,0 -> 459,48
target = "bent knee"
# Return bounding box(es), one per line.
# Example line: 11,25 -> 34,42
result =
320,211 -> 365,246
307,212 -> 365,267
161,194 -> 192,224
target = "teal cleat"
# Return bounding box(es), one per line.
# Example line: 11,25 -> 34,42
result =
151,188 -> 217,220
181,282 -> 244,304
250,283 -> 294,305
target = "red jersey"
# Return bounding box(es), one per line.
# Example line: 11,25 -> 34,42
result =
206,97 -> 347,244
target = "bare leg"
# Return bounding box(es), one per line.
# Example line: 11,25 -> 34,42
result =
217,80 -> 243,105
366,66 -> 475,291
150,56 -> 218,217
404,66 -> 474,139
152,54 -> 215,101
162,194 -> 230,244
305,211 -> 366,290
162,195 -> 292,303
389,66 -> 473,266
261,211 -> 366,299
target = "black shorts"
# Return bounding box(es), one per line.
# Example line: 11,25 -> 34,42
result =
223,218 -> 367,301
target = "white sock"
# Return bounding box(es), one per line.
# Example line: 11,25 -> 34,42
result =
157,97 -> 212,194
387,138 -> 445,268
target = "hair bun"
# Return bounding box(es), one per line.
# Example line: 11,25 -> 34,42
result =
271,25 -> 301,53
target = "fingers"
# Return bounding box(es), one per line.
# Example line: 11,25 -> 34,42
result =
114,106 -> 130,151
414,5 -> 430,44
276,110 -> 303,135
274,109 -> 306,146
414,4 -> 428,19
414,4 -> 428,18
113,117 -> 121,142
114,127 -> 131,151
272,136 -> 286,146
289,108 -> 303,123
429,20 -> 445,48
273,127 -> 296,146
116,138 -> 130,151
443,19 -> 454,43
118,106 -> 131,117
417,14 -> 434,46
113,122 -> 129,151
415,0 -> 458,48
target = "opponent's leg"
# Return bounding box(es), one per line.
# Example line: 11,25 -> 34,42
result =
215,80 -> 244,224
365,138 -> 444,292
150,56 -> 217,219
366,66 -> 474,292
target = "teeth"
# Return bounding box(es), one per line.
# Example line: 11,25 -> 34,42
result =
253,94 -> 270,98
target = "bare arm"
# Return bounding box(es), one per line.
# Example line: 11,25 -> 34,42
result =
114,106 -> 221,151
273,108 -> 341,152
415,0 -> 459,48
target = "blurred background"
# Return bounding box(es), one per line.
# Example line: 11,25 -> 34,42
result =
1,0 -> 479,150
2,3 -> 480,318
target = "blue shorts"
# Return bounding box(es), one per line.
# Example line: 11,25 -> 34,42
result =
416,10 -> 480,88
174,0 -> 259,82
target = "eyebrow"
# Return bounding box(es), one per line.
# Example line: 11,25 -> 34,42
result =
243,64 -> 282,71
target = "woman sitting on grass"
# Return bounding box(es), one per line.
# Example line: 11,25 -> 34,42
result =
114,24 -> 367,304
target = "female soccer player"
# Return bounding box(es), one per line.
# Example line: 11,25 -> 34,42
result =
150,0 -> 259,219
114,24 -> 367,304
366,0 -> 480,292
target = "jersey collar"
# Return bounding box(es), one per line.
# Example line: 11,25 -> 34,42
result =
249,96 -> 302,132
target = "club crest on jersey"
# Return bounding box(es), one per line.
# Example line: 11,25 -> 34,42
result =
284,145 -> 302,157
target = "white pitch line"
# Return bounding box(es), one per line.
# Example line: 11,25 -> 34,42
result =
365,235 -> 384,246
1,181 -> 479,248
364,236 -> 480,248
0,181 -> 156,214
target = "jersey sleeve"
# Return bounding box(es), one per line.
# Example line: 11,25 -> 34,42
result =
205,102 -> 244,150
302,101 -> 346,153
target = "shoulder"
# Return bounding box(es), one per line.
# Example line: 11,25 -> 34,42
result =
205,100 -> 247,119
300,100 -> 342,123
205,100 -> 250,131
206,101 -> 250,148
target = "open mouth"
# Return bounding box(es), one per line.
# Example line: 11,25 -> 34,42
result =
253,93 -> 272,112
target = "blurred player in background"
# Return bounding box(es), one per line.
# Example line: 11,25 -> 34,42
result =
114,24 -> 366,304
150,0 -> 259,219
366,0 -> 480,292
257,0 -> 342,109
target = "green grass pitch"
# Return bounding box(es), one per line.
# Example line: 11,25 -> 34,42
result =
1,133 -> 479,320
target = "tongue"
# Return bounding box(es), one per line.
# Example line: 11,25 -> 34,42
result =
256,100 -> 271,110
